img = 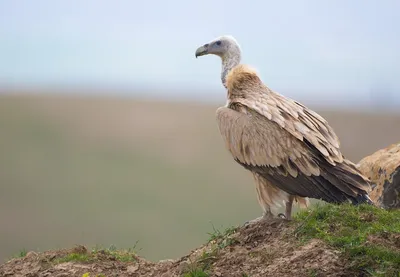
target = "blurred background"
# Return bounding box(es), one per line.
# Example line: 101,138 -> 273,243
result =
0,0 -> 399,262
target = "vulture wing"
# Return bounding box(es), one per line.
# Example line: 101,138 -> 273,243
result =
216,101 -> 371,204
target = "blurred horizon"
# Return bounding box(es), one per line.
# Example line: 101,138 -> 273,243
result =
1,86 -> 399,112
1,0 -> 400,109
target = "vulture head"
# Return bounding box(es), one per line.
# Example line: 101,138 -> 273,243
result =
195,35 -> 241,58
195,35 -> 242,87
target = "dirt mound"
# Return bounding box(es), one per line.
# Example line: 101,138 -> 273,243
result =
0,244 -> 163,277
1,204 -> 399,277
0,221 -> 346,277
172,219 -> 349,277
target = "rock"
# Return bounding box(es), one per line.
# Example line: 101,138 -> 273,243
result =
159,259 -> 175,264
357,142 -> 400,209
25,252 -> 38,259
70,245 -> 88,255
126,264 -> 139,274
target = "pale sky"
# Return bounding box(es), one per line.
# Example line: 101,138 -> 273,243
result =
0,0 -> 399,106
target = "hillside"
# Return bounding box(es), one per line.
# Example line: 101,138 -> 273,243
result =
1,94 -> 400,265
1,204 -> 399,277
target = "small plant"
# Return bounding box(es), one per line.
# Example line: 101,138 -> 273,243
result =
55,253 -> 91,264
207,224 -> 236,242
308,268 -> 319,277
13,249 -> 27,259
54,244 -> 138,265
198,249 -> 218,270
207,224 -> 238,250
182,223 -> 240,275
182,268 -> 209,277
92,244 -> 137,262
81,273 -> 106,277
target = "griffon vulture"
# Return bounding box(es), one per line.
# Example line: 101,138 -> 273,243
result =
195,35 -> 373,221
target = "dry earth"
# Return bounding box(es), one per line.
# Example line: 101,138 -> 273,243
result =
0,220 -> 353,277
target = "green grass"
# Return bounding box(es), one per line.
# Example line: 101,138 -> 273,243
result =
207,224 -> 237,242
54,245 -> 137,264
55,253 -> 92,263
180,248 -> 217,277
294,203 -> 400,276
92,244 -> 137,262
307,268 -> 320,277
182,268 -> 209,277
82,273 -> 106,277
181,225 -> 238,276
12,249 -> 27,259
207,224 -> 238,249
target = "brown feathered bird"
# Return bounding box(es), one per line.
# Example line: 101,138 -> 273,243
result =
195,35 -> 373,221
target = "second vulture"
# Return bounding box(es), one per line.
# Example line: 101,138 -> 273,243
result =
195,35 -> 373,221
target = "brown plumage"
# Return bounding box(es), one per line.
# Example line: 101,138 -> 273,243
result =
196,36 -> 373,221
357,142 -> 400,209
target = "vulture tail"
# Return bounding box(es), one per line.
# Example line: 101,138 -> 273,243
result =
352,193 -> 374,206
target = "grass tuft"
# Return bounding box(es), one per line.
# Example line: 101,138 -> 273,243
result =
12,249 -> 27,259
55,253 -> 91,263
181,225 -> 238,276
92,245 -> 137,263
54,244 -> 137,264
81,273 -> 106,277
207,224 -> 238,249
182,268 -> 209,277
294,203 -> 400,276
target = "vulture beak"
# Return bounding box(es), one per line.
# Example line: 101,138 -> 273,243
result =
195,44 -> 209,58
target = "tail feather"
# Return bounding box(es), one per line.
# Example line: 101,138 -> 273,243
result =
352,193 -> 375,205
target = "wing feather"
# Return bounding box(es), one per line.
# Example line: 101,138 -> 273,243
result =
236,89 -> 343,165
216,104 -> 370,203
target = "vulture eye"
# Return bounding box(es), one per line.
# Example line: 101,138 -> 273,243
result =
216,40 -> 222,46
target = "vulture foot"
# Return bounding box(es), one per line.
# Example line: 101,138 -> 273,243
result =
244,211 -> 275,226
277,213 -> 292,220
244,216 -> 266,226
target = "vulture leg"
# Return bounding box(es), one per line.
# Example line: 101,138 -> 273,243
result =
255,177 -> 276,220
284,195 -> 295,220
244,178 -> 275,226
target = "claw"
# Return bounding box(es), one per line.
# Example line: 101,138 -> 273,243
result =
244,216 -> 267,226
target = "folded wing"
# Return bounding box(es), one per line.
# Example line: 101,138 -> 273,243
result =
216,103 -> 371,204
